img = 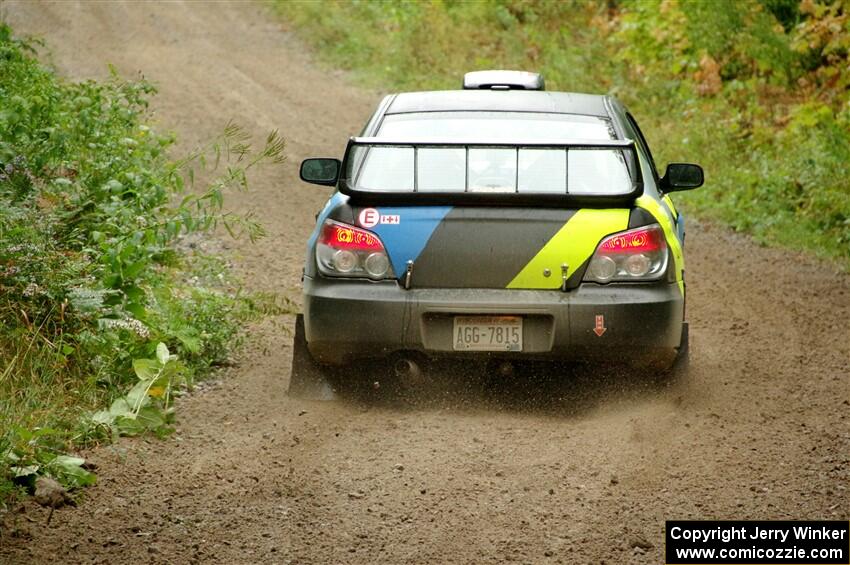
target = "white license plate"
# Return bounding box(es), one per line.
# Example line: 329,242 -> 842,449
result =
453,316 -> 523,352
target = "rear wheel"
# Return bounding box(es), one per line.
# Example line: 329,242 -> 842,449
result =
288,314 -> 338,400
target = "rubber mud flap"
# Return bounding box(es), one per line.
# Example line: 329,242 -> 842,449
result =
288,314 -> 338,401
673,321 -> 689,376
658,322 -> 689,386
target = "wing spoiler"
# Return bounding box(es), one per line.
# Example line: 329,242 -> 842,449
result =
338,137 -> 644,207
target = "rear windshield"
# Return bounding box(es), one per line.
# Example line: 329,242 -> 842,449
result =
350,111 -> 631,195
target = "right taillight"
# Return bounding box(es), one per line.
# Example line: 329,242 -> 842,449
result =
583,224 -> 668,283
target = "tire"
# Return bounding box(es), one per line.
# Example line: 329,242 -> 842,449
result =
288,314 -> 338,400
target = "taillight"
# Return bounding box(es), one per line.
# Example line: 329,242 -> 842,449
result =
583,224 -> 668,283
316,220 -> 395,280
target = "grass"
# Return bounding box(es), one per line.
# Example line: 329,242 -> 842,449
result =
0,24 -> 286,504
271,0 -> 850,269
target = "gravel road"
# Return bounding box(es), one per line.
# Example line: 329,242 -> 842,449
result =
1,1 -> 847,563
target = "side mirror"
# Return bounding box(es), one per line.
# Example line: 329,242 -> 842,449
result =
300,158 -> 340,186
661,163 -> 704,192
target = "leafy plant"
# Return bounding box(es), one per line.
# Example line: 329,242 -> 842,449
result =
0,23 -> 288,502
2,427 -> 96,495
91,343 -> 182,439
273,0 -> 850,268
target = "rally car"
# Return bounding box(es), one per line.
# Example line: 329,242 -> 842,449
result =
290,70 -> 703,397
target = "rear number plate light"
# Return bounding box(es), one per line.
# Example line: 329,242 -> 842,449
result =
453,316 -> 523,352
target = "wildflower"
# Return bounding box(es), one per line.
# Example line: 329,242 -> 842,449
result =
2,156 -> 30,180
101,318 -> 151,339
23,282 -> 40,297
5,243 -> 39,254
125,318 -> 152,339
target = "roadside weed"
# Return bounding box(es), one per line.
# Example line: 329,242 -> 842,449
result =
0,24 -> 288,503
273,0 -> 850,268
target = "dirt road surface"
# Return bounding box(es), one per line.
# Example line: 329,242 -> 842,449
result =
1,2 -> 848,563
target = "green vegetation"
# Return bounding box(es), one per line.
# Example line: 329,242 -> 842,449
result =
0,25 -> 285,503
273,0 -> 850,266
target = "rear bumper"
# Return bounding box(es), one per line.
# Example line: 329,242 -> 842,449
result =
303,276 -> 684,365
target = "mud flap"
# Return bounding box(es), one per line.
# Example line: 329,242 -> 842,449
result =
658,322 -> 689,385
673,322 -> 689,374
288,314 -> 338,401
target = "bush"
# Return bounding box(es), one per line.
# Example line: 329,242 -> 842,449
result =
273,0 -> 850,267
0,24 -> 285,503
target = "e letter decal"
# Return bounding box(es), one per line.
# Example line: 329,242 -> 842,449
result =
358,208 -> 401,228
358,208 -> 379,228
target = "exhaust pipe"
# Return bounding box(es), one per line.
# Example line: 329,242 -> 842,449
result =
394,357 -> 424,386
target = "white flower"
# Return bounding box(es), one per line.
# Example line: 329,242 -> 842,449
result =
101,318 -> 151,339
23,283 -> 39,297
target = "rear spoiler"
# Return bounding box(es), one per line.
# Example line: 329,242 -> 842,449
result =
338,137 -> 644,207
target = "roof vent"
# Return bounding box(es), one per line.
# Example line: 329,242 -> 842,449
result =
462,70 -> 545,91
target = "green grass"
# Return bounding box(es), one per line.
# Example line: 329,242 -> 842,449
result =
272,0 -> 850,268
0,24 -> 285,504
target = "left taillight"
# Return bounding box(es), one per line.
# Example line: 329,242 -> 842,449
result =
583,224 -> 669,284
316,220 -> 395,280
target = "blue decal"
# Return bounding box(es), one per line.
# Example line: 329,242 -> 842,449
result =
369,206 -> 452,275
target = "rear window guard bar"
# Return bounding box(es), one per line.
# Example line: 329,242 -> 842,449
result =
339,137 -> 644,206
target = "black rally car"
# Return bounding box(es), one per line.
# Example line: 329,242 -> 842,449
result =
291,70 -> 703,396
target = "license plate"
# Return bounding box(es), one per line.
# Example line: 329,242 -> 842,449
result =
453,316 -> 523,352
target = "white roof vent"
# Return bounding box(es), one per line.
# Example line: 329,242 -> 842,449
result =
462,70 -> 545,91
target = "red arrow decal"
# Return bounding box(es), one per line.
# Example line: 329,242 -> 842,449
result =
593,314 -> 607,337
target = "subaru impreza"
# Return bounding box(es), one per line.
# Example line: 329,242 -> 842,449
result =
290,70 -> 703,396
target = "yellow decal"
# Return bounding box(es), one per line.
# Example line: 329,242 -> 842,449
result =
636,195 -> 685,295
632,146 -> 684,295
507,209 -> 630,289
662,194 -> 679,219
